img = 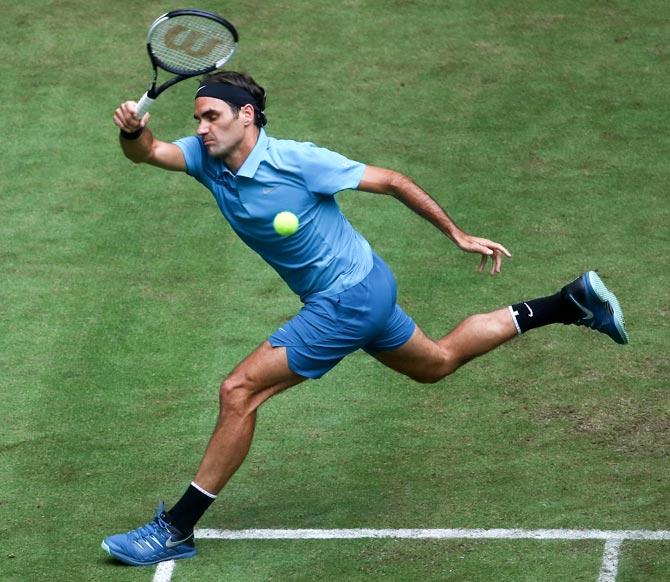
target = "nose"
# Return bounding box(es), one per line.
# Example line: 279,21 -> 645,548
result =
197,120 -> 209,135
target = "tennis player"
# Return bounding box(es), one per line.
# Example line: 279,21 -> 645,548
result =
104,71 -> 628,566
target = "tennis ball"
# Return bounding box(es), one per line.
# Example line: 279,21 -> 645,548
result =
273,211 -> 299,236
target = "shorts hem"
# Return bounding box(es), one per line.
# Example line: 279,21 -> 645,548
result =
268,336 -> 327,379
364,320 -> 416,355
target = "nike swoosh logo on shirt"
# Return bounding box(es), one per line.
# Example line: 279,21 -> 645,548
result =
569,293 -> 594,321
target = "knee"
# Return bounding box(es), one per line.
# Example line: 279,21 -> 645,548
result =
408,351 -> 459,384
218,374 -> 255,416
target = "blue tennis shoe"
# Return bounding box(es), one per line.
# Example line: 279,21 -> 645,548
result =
101,502 -> 196,566
561,271 -> 629,344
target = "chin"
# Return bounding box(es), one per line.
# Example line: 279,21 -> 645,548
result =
206,144 -> 226,158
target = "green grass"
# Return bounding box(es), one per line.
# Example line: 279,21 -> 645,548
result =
165,539 -> 605,581
1,0 -> 669,580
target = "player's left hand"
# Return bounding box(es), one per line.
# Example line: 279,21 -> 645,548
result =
456,235 -> 512,276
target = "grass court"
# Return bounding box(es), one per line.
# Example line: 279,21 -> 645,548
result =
1,1 -> 668,580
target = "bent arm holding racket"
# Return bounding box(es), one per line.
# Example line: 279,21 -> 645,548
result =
113,9 -> 238,170
113,101 -> 186,170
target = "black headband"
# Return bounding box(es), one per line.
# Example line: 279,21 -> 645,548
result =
196,82 -> 260,110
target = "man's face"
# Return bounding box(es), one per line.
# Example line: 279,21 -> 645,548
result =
194,97 -> 249,159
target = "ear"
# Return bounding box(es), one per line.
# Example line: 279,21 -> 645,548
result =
241,103 -> 256,126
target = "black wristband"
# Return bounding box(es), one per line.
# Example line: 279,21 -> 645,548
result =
119,127 -> 144,140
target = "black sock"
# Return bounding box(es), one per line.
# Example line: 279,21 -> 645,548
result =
509,290 -> 580,334
165,483 -> 216,534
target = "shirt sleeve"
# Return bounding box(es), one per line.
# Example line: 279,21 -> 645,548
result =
298,142 -> 366,196
172,135 -> 205,178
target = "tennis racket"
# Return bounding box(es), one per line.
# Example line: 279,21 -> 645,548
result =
135,9 -> 238,118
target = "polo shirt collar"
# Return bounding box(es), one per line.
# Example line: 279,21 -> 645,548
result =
235,129 -> 268,178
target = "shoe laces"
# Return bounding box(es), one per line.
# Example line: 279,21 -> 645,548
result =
128,514 -> 172,542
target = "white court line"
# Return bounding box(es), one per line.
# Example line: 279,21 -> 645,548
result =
195,528 -> 670,541
153,559 -> 175,582
153,528 -> 670,582
598,539 -> 622,582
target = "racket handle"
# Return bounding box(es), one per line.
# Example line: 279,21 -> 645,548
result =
136,92 -> 156,118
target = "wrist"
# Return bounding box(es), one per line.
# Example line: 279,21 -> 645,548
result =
119,127 -> 144,140
447,227 -> 466,246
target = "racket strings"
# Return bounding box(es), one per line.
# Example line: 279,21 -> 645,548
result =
151,15 -> 236,74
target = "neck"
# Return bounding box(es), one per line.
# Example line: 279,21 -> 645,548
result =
224,126 -> 260,174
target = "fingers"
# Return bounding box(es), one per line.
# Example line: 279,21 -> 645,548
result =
491,249 -> 503,275
473,240 -> 509,276
478,254 -> 487,274
491,241 -> 512,258
460,234 -> 511,277
476,238 -> 511,258
476,250 -> 505,276
113,101 -> 149,132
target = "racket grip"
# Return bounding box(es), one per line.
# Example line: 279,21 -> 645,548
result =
135,92 -> 156,118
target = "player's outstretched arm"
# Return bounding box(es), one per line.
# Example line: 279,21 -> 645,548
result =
358,165 -> 511,275
113,101 -> 186,172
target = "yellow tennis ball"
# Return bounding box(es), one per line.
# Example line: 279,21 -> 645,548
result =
273,211 -> 299,236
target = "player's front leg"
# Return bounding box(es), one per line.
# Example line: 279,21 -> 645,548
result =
101,341 -> 305,566
195,341 -> 306,494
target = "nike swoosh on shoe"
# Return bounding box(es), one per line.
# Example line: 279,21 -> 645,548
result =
568,293 -> 594,321
165,534 -> 194,548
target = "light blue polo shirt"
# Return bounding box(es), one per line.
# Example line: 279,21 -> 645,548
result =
173,130 -> 373,300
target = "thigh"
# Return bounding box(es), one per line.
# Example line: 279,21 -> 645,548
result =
229,340 -> 307,397
372,325 -> 448,383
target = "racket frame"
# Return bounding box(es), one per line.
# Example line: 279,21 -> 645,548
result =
136,9 -> 238,116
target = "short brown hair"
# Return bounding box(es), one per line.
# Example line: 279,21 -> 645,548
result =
200,71 -> 267,127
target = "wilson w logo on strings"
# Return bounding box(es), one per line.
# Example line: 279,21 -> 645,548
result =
164,26 -> 222,57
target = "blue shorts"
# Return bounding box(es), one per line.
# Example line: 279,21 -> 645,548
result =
269,254 -> 416,379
